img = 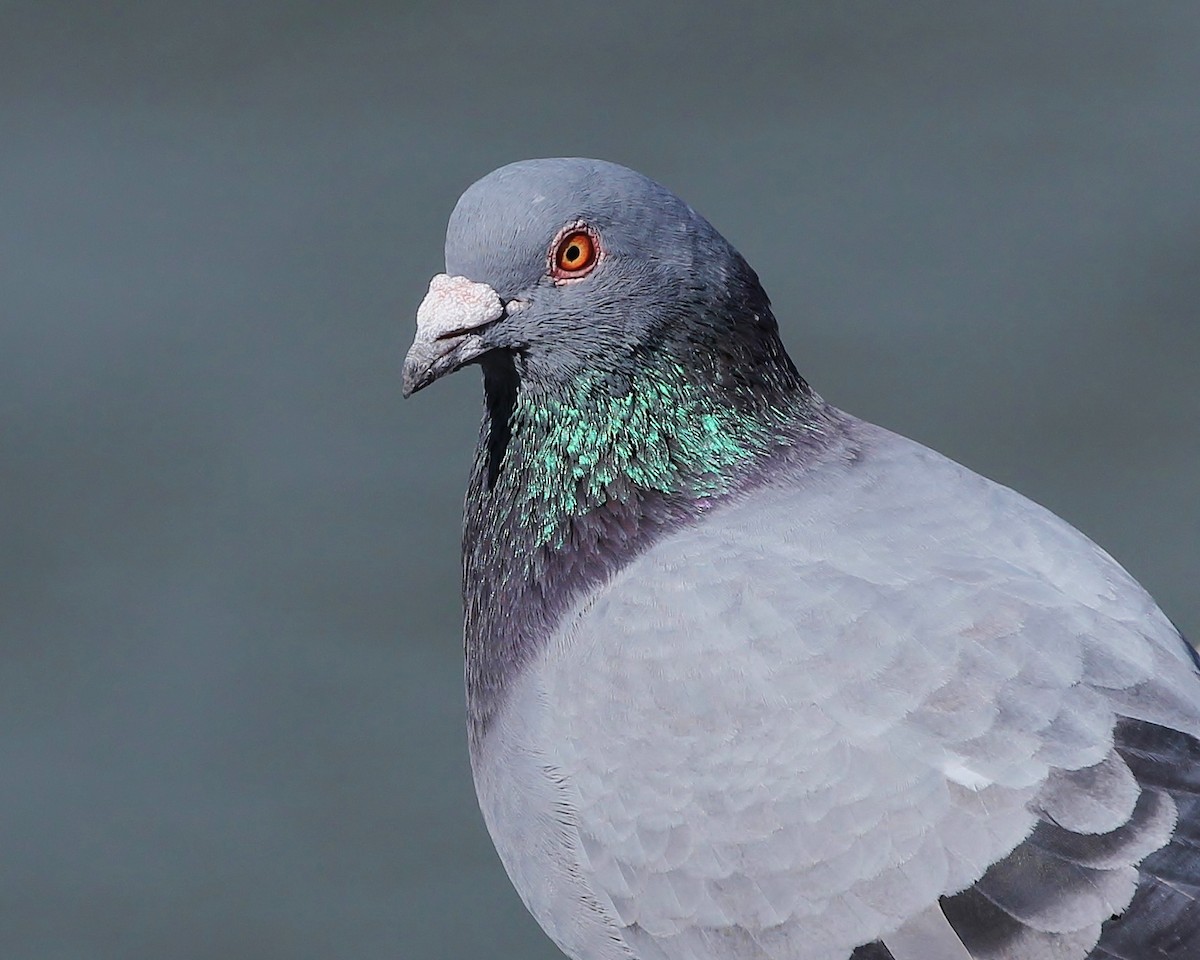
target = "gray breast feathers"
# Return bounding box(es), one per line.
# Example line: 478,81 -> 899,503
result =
482,424 -> 1200,960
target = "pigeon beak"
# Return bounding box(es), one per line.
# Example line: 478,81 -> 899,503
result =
402,274 -> 506,397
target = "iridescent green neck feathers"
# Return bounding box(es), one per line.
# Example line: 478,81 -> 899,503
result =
501,357 -> 803,548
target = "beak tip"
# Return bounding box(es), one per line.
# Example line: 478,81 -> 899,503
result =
400,359 -> 429,398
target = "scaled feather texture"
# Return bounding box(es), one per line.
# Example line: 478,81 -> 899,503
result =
402,158 -> 1200,960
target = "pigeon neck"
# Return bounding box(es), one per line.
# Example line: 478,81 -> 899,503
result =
512,356 -> 804,536
461,345 -> 824,744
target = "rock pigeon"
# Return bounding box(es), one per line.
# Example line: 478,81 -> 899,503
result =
402,158 -> 1200,960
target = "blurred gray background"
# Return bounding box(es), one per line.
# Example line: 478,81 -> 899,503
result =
3,2 -> 1198,958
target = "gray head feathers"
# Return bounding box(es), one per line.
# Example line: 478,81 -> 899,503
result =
434,158 -> 789,393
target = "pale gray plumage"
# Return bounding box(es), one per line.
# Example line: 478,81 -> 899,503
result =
404,158 -> 1200,960
480,420 -> 1198,960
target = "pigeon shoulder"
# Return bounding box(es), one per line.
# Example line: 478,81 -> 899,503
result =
759,411 -> 1184,655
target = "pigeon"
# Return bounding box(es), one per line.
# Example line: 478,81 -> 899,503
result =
402,158 -> 1200,960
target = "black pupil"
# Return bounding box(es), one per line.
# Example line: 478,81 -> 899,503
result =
566,244 -> 581,263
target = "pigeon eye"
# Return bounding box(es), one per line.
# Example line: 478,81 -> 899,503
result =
552,228 -> 598,278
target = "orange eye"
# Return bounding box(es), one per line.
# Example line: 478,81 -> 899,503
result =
552,228 -> 598,277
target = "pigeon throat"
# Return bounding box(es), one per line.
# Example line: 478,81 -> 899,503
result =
483,346 -> 810,548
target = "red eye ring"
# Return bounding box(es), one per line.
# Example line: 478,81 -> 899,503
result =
550,225 -> 599,279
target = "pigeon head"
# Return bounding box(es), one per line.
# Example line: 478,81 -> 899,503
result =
402,158 -> 792,398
